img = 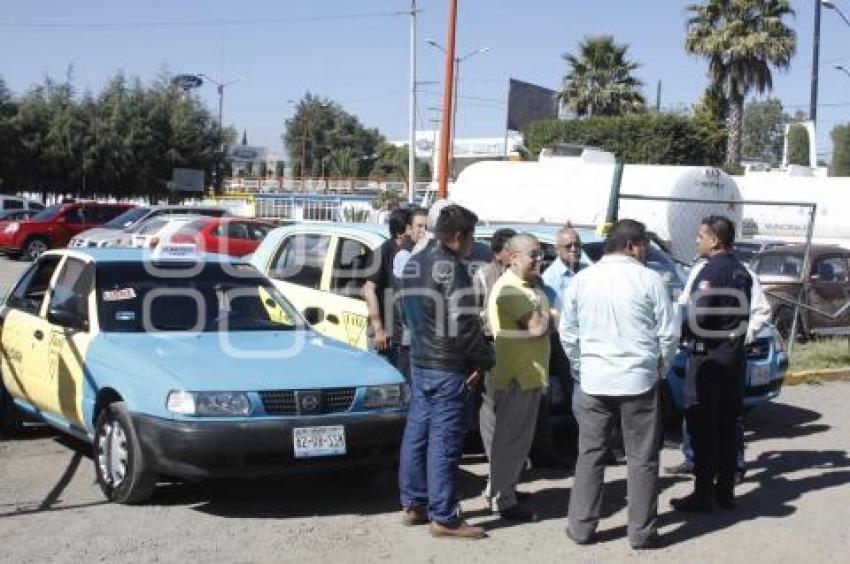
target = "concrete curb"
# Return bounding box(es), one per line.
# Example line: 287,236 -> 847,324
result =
785,369 -> 850,386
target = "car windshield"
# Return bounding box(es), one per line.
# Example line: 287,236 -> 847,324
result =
31,204 -> 62,221
753,252 -> 804,278
96,261 -> 304,333
104,207 -> 150,229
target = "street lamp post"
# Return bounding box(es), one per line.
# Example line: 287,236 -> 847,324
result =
811,0 -> 824,125
426,39 -> 491,181
836,64 -> 850,79
823,0 -> 850,26
197,73 -> 243,193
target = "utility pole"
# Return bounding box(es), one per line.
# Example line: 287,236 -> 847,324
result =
437,0 -> 458,200
408,1 -> 418,204
810,0 -> 823,125
655,80 -> 662,112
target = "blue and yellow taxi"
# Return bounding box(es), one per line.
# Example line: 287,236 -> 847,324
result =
0,247 -> 407,504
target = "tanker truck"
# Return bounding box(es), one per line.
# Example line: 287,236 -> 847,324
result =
450,147 -> 743,264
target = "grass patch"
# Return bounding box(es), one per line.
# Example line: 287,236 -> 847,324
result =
790,338 -> 850,373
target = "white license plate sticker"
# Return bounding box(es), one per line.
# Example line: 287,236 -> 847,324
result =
749,365 -> 772,387
293,425 -> 346,458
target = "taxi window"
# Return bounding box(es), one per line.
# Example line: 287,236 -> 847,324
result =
330,237 -> 373,299
49,258 -> 93,323
96,262 -> 303,333
271,234 -> 330,290
6,255 -> 62,314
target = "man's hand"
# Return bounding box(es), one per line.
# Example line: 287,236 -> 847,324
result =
373,326 -> 389,351
465,370 -> 482,390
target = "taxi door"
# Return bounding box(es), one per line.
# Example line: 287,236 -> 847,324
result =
265,232 -> 339,337
42,256 -> 95,429
0,255 -> 63,410
320,235 -> 373,349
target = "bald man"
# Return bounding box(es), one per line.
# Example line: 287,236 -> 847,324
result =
481,233 -> 551,522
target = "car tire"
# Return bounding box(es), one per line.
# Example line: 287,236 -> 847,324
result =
22,236 -> 50,261
0,381 -> 23,438
93,401 -> 157,504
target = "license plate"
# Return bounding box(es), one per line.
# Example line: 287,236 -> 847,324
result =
293,425 -> 346,458
749,365 -> 772,387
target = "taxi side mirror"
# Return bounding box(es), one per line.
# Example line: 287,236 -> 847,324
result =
302,307 -> 324,325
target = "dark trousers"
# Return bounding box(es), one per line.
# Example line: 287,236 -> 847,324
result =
685,352 -> 743,501
398,366 -> 471,525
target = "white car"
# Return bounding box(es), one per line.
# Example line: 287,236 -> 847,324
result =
127,215 -> 202,249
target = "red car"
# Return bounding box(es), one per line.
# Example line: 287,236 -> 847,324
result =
0,201 -> 134,260
167,217 -> 275,257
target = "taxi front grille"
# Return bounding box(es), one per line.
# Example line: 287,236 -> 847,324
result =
260,388 -> 356,415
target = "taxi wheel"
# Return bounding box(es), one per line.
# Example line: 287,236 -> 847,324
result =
0,384 -> 23,438
93,402 -> 157,504
22,236 -> 50,261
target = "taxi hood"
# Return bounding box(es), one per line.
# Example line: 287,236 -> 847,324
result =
91,330 -> 403,390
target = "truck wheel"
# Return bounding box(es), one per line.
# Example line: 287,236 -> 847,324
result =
0,382 -> 23,438
22,236 -> 50,261
93,401 -> 157,504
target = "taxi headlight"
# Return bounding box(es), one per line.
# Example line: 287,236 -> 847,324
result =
365,384 -> 406,408
166,390 -> 252,416
4,222 -> 19,234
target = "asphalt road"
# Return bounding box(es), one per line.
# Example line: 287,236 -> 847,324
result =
2,255 -> 850,562
0,255 -> 29,300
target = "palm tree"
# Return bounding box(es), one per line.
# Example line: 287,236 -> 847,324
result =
557,35 -> 646,117
685,0 -> 796,166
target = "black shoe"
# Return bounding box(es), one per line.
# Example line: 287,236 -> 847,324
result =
735,469 -> 746,485
664,461 -> 695,476
670,493 -> 713,513
565,527 -> 594,545
715,492 -> 737,510
499,504 -> 539,522
631,532 -> 663,550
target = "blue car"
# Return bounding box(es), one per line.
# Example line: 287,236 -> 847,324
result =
0,247 -> 407,503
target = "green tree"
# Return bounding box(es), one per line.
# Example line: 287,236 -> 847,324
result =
685,0 -> 796,166
742,97 -> 785,164
0,78 -> 20,192
371,142 -> 431,186
693,83 -> 730,127
556,35 -> 646,117
327,147 -> 359,178
830,124 -> 850,176
283,93 -> 383,178
786,124 -> 810,166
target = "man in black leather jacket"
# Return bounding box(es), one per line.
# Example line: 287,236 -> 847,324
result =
398,204 -> 495,540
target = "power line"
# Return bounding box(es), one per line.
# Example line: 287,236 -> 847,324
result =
0,11 -> 407,30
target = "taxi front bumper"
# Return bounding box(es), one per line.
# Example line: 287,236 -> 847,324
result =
132,411 -> 406,479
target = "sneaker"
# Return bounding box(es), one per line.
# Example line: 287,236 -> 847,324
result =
670,493 -> 713,513
664,461 -> 695,476
499,504 -> 539,522
429,520 -> 487,540
401,505 -> 429,526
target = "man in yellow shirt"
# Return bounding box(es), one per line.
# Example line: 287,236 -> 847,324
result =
481,233 -> 551,522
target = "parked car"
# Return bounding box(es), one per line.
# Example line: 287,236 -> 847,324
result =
167,217 -> 275,257
0,201 -> 134,260
733,239 -> 786,265
126,215 -> 203,249
69,204 -> 229,249
0,209 -> 39,222
0,247 -> 407,503
0,196 -> 44,212
751,244 -> 850,341
250,222 -> 788,432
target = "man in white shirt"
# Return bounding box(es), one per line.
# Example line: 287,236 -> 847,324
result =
561,219 -> 677,550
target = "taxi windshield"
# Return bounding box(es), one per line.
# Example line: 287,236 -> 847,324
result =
96,261 -> 304,333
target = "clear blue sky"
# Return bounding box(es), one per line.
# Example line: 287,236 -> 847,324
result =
2,1 -> 849,157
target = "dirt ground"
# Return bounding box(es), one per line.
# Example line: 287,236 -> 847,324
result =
1,381 -> 848,564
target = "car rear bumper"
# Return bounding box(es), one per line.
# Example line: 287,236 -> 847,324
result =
132,411 -> 406,479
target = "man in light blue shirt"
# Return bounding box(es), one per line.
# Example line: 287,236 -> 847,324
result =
561,219 -> 677,550
542,227 -> 588,312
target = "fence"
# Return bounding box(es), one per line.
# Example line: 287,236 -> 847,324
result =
253,194 -> 374,223
616,193 -> 819,355
223,177 -> 432,196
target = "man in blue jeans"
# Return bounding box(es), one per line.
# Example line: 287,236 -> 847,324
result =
398,204 -> 495,539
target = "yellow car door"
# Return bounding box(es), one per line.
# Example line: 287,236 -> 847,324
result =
0,255 -> 63,411
322,235 -> 374,349
42,257 -> 95,429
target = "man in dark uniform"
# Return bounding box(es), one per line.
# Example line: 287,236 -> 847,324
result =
672,215 -> 752,513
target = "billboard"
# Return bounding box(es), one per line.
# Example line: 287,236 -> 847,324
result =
169,168 -> 206,192
506,78 -> 559,132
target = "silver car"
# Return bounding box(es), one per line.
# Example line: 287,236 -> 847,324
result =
69,205 -> 229,248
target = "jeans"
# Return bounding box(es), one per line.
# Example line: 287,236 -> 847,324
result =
399,365 -> 471,526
